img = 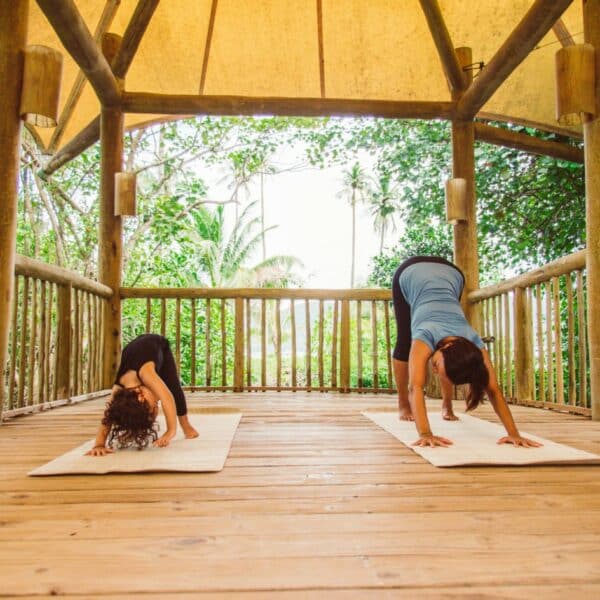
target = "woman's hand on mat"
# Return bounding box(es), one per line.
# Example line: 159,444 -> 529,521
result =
153,431 -> 176,448
497,435 -> 543,448
86,445 -> 114,456
412,434 -> 453,448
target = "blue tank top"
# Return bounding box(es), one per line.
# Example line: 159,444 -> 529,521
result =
398,262 -> 484,351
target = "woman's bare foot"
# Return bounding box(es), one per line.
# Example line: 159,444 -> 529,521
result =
182,424 -> 199,439
398,400 -> 414,421
441,405 -> 459,421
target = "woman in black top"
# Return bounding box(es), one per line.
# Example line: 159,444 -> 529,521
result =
87,334 -> 198,456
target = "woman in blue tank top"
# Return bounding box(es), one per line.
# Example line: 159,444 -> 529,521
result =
392,256 -> 541,449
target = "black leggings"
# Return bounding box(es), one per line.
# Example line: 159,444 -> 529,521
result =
155,342 -> 187,416
392,256 -> 465,362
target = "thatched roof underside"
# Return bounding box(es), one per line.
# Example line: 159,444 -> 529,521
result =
28,0 -> 584,153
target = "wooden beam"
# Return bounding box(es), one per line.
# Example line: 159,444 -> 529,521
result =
199,0 -> 218,94
583,0 -> 600,420
474,122 -> 584,163
418,0 -> 466,93
111,0 -> 161,78
455,0 -> 573,120
35,0 -> 121,107
553,18 -> 576,47
41,0 -> 160,176
0,0 -> 28,422
48,0 -> 121,152
316,0 -> 326,98
122,92 -> 456,119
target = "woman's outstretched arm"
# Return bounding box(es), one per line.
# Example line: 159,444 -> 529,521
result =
85,385 -> 120,456
482,349 -> 542,447
408,340 -> 453,447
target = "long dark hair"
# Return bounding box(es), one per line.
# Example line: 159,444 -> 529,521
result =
436,337 -> 489,411
102,388 -> 158,450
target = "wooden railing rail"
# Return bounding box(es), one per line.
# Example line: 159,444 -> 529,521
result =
2,255 -> 112,420
468,250 -> 589,415
121,288 -> 394,394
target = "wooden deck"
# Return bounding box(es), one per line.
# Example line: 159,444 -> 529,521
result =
1,392 -> 600,598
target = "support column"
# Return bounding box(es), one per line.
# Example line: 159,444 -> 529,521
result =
583,0 -> 600,419
451,47 -> 480,328
0,0 -> 28,420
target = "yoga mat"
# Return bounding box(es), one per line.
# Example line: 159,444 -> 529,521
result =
29,410 -> 241,476
363,410 -> 600,467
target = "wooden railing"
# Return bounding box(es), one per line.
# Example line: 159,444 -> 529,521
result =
120,288 -> 396,393
2,255 -> 112,419
469,250 -> 589,415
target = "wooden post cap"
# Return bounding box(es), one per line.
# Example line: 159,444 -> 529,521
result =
19,45 -> 63,127
114,172 -> 137,217
555,43 -> 596,126
445,178 -> 468,224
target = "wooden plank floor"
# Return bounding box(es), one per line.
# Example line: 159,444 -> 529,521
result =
1,392 -> 600,598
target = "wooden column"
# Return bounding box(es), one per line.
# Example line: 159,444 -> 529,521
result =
98,35 -> 124,388
451,47 -> 480,328
583,0 -> 600,420
513,287 -> 533,402
0,0 -> 28,421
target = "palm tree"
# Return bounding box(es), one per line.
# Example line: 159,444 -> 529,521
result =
187,200 -> 302,287
368,170 -> 400,254
339,162 -> 367,287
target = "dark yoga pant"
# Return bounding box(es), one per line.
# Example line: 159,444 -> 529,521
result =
114,334 -> 187,416
391,256 -> 465,362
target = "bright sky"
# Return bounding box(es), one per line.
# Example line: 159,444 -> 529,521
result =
199,146 -> 392,289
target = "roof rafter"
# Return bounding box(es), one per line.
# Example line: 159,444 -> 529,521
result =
36,0 -> 121,107
417,0 -> 465,94
455,0 -> 573,121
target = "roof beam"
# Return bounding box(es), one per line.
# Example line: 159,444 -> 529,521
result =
474,122 -> 584,163
36,0 -> 121,107
418,0 -> 466,93
40,0 -> 161,176
553,18 -> 576,47
122,92 -> 455,119
455,0 -> 573,120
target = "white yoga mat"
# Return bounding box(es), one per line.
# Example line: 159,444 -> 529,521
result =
363,410 -> 600,467
29,410 -> 241,476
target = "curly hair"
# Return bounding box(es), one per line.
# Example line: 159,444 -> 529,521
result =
436,337 -> 489,411
102,388 -> 158,450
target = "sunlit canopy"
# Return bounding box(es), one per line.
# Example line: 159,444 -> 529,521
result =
26,0 -> 584,153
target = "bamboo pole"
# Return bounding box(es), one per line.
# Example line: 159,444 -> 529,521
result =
38,281 -> 47,404
221,299 -> 227,387
276,299 -> 282,390
331,300 -> 338,388
190,298 -> 196,388
290,299 -> 297,389
45,284 -> 54,401
160,298 -> 166,336
145,297 -> 151,332
452,47 -> 480,327
55,283 -> 72,401
535,284 -> 545,404
0,0 -> 27,421
576,270 -> 588,408
245,298 -> 251,387
318,299 -> 324,390
566,274 -> 576,405
514,287 -> 533,402
503,293 -> 512,398
340,300 -> 350,392
73,287 -> 80,396
357,300 -> 363,387
26,279 -> 38,406
553,276 -> 565,405
17,277 -> 30,409
233,297 -> 244,392
261,300 -> 266,388
305,300 -> 311,389
384,300 -> 392,389
371,301 -> 379,389
583,0 -> 600,419
8,278 -> 20,411
545,280 -> 555,402
175,298 -> 181,376
206,298 -> 212,386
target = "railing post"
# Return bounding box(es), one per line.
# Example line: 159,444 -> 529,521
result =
513,286 -> 533,402
56,283 -> 72,401
233,297 -> 244,392
340,299 -> 350,392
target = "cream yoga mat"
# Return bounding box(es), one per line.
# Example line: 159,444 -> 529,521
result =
29,410 -> 241,476
363,410 -> 600,467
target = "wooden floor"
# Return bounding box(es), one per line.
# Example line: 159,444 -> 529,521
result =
1,392 -> 600,598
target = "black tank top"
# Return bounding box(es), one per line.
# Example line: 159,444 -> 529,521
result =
114,334 -> 168,386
